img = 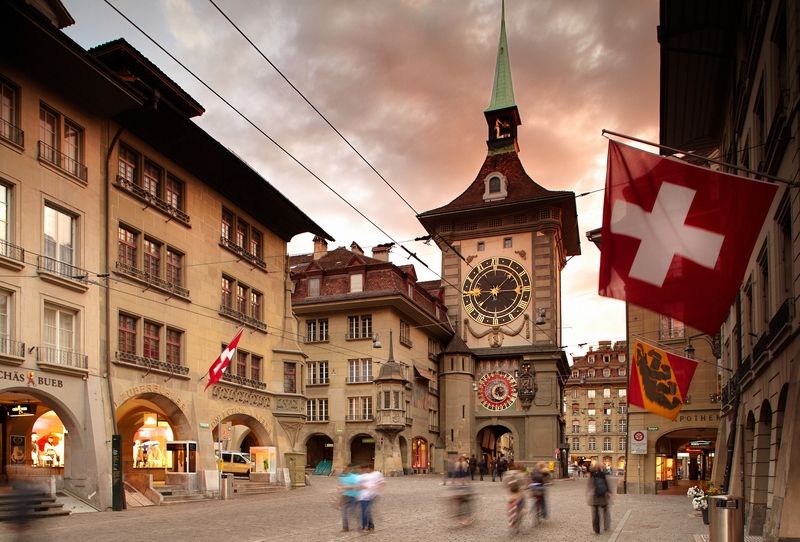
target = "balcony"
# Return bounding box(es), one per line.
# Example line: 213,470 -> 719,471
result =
114,351 -> 190,378
115,261 -> 190,300
306,378 -> 329,386
218,236 -> 266,270
218,303 -> 267,332
0,336 -> 25,364
428,424 -> 440,433
36,345 -> 88,375
38,141 -> 87,182
399,335 -> 413,348
345,414 -> 373,422
0,239 -> 24,269
345,333 -> 372,341
428,383 -> 439,395
115,176 -> 190,226
304,335 -> 329,344
405,416 -> 413,426
36,255 -> 89,292
221,371 -> 267,390
0,118 -> 23,147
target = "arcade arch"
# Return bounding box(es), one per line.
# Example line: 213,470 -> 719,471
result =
305,433 -> 333,469
116,392 -> 191,474
0,388 -> 84,483
476,423 -> 515,465
350,433 -> 375,468
654,427 -> 717,487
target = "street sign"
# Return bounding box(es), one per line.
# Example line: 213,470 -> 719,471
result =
647,426 -> 659,431
630,429 -> 648,455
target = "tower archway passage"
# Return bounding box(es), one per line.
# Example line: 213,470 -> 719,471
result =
476,424 -> 515,467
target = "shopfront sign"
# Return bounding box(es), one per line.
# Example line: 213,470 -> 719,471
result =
630,429 -> 648,455
8,404 -> 33,417
1,369 -> 64,388
647,426 -> 659,431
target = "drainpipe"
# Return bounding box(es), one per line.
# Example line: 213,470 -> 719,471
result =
722,293 -> 742,493
104,121 -> 124,436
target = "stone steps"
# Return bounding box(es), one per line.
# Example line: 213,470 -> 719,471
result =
0,490 -> 70,521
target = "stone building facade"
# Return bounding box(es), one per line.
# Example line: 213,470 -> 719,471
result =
290,240 -> 451,475
660,2 -> 800,539
564,341 -> 628,473
0,0 -> 328,509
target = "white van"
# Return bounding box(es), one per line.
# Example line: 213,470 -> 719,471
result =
219,451 -> 254,477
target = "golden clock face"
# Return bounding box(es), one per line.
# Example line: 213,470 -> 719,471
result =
462,257 -> 531,325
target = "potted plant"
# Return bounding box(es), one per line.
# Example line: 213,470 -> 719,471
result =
687,483 -> 720,525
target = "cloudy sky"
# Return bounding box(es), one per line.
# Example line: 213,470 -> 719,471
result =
62,0 -> 660,358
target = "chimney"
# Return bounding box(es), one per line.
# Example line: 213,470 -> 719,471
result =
371,242 -> 393,262
350,241 -> 364,256
313,236 -> 328,260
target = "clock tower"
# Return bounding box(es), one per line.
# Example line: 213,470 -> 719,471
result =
417,2 -> 580,473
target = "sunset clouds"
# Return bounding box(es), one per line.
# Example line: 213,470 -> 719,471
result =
63,0 -> 660,355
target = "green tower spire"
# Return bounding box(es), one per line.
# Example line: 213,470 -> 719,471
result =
485,0 -> 516,112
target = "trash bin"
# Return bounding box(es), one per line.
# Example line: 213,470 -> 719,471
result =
220,473 -> 233,500
708,495 -> 743,542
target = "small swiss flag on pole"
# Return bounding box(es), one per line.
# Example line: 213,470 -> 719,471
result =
204,328 -> 244,391
599,140 -> 778,334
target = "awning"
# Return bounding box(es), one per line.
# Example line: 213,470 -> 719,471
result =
414,364 -> 435,381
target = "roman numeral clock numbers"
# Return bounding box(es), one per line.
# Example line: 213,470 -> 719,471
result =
461,257 -> 532,326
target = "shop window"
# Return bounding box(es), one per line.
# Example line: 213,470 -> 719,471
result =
30,410 -> 66,468
133,414 -> 175,469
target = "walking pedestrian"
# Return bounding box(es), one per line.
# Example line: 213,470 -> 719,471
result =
338,464 -> 359,532
588,464 -> 612,534
469,454 -> 477,481
491,456 -> 498,482
357,463 -> 384,532
498,455 -> 508,481
478,456 -> 486,481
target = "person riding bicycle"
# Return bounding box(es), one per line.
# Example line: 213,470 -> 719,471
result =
528,461 -> 551,521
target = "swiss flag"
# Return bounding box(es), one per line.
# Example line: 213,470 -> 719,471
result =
204,328 -> 244,391
599,140 -> 778,334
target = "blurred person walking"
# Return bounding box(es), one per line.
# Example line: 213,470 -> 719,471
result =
338,464 -> 359,532
588,464 -> 612,534
357,463 -> 384,532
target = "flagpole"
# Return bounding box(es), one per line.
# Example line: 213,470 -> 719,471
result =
601,129 -> 800,187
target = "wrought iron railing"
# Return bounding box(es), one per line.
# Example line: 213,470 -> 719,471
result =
769,298 -> 793,339
405,417 -> 413,426
0,336 -> 25,357
428,424 -> 440,433
221,371 -> 267,390
0,118 -> 23,146
116,351 -> 189,375
116,176 -> 190,225
218,236 -> 266,269
37,345 -> 88,369
37,255 -> 88,283
0,239 -> 24,263
115,260 -> 190,298
218,303 -> 267,331
38,141 -> 87,181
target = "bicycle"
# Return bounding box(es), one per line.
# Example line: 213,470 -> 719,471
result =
528,482 -> 547,526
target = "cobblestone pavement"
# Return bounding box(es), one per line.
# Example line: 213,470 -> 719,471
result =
0,475 -> 710,542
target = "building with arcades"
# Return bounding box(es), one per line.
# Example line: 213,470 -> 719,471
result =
564,341 -> 628,472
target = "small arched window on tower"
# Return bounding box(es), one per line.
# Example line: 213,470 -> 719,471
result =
483,172 -> 508,202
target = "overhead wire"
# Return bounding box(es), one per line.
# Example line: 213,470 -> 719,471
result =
204,0 -> 473,269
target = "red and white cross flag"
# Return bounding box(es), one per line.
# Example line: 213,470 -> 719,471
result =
599,140 -> 778,334
204,328 -> 244,391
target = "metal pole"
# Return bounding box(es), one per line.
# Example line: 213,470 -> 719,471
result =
601,129 -> 799,187
218,435 -> 222,499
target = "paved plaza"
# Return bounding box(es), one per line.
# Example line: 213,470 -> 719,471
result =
0,475 -> 712,542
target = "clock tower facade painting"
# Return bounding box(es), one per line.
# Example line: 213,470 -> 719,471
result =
418,3 -> 579,473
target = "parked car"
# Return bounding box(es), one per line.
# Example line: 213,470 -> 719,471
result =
218,451 -> 254,477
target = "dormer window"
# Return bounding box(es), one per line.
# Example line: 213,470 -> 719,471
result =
483,172 -> 508,202
308,277 -> 320,297
350,274 -> 363,293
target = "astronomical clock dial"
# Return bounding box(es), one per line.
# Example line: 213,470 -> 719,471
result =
462,257 -> 531,325
478,371 -> 518,411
